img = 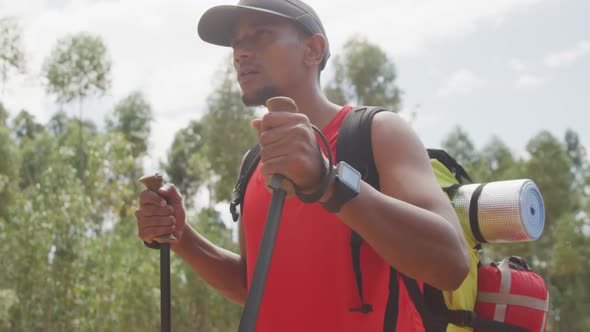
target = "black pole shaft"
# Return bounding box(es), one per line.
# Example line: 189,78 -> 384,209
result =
238,186 -> 287,332
161,243 -> 171,332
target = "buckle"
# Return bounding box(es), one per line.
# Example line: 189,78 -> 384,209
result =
455,310 -> 476,327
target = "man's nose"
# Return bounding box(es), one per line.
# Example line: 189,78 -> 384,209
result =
232,38 -> 254,65
233,48 -> 252,66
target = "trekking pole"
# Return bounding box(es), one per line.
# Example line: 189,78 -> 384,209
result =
237,97 -> 335,332
238,97 -> 299,332
238,174 -> 288,332
139,174 -> 176,332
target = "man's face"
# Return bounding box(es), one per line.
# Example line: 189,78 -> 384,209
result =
230,12 -> 307,106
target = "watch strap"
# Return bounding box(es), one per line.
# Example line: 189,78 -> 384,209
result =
319,180 -> 349,213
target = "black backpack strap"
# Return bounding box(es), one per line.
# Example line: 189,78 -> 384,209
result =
230,144 -> 261,222
427,148 -> 472,184
348,230 -> 373,313
337,106 -> 390,315
383,267 -> 400,331
401,277 -> 446,332
337,106 -> 390,188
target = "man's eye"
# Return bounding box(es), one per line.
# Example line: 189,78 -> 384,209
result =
256,29 -> 271,37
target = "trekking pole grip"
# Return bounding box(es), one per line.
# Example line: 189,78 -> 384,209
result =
138,173 -> 173,332
139,173 -> 177,243
265,96 -> 298,197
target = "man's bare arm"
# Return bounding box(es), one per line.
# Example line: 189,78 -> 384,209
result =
171,218 -> 248,305
136,183 -> 249,305
334,111 -> 470,291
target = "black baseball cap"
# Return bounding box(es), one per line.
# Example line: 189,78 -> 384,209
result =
197,0 -> 330,70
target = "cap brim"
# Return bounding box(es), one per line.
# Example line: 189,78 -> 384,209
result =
197,5 -> 293,47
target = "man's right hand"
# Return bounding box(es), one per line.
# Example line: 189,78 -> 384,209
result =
135,184 -> 187,249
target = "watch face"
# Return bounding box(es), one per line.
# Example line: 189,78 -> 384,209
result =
339,162 -> 361,192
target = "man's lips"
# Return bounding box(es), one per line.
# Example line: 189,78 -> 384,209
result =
237,65 -> 260,83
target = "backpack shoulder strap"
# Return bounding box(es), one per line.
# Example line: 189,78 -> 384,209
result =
427,148 -> 472,184
338,107 -> 479,330
337,106 -> 391,314
229,143 -> 261,222
337,106 -> 391,187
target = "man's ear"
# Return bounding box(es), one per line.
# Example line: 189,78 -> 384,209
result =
303,34 -> 326,68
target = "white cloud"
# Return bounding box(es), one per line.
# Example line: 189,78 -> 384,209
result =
437,69 -> 485,97
514,74 -> 545,89
509,58 -> 527,72
543,40 -> 590,67
507,58 -> 544,90
313,0 -> 544,57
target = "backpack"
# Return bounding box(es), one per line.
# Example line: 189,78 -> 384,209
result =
229,106 -> 548,332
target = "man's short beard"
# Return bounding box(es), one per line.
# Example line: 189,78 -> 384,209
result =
241,85 -> 281,107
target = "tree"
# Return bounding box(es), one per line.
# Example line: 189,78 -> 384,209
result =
11,110 -> 44,142
200,60 -> 257,203
43,33 -> 112,179
164,57 -> 257,205
164,120 -> 208,206
11,111 -> 53,189
441,125 -> 477,168
0,102 -> 9,126
564,129 -> 588,209
471,136 -> 517,182
324,35 -> 402,111
106,91 -> 154,158
544,130 -> 590,331
47,110 -> 69,139
525,131 -> 574,230
0,123 -> 20,218
0,17 -> 26,93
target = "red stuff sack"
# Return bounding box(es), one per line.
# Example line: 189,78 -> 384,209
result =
475,256 -> 549,332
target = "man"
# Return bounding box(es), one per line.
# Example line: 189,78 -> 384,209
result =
135,0 -> 470,330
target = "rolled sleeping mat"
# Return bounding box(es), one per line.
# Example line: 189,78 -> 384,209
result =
453,179 -> 545,244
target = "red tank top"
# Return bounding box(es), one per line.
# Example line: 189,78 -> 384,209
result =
242,106 -> 424,331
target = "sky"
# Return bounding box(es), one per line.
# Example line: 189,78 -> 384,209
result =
1,0 -> 589,174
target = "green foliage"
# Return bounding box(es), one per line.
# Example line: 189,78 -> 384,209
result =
0,102 -> 9,126
525,131 -> 574,224
324,35 -> 401,111
43,33 -> 112,103
42,32 -> 112,180
476,137 -> 518,181
0,124 -> 20,218
164,56 -> 257,205
164,120 -> 208,205
201,61 -> 257,203
51,112 -> 98,181
11,110 -> 45,142
441,125 -> 477,167
18,130 -> 56,189
0,17 -> 26,90
46,110 -> 69,138
106,91 -> 154,158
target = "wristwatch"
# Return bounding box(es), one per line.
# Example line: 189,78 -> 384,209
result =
319,161 -> 362,213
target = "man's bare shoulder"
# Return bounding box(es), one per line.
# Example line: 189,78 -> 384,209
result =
371,110 -> 428,160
